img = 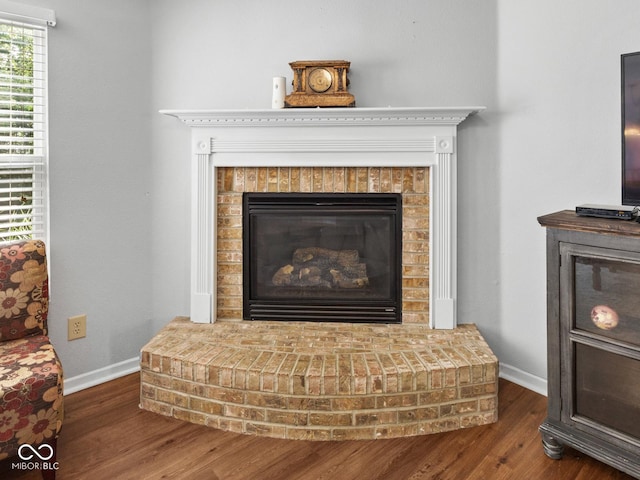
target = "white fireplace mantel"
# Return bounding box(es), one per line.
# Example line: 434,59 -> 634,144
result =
161,106 -> 484,329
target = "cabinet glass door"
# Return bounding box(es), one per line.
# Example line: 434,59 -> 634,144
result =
561,243 -> 640,442
574,343 -> 640,438
573,254 -> 640,347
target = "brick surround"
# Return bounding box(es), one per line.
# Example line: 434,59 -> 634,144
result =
216,166 -> 430,324
140,317 -> 498,440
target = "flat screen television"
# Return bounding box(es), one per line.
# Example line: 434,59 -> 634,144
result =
622,51 -> 640,206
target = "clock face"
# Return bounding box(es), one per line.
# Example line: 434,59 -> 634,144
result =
308,68 -> 333,93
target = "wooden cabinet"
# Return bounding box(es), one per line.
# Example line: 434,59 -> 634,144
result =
538,211 -> 640,478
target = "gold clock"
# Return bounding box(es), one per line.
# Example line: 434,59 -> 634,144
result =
285,60 -> 355,108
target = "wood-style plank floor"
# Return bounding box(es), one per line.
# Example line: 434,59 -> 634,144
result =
0,374 -> 634,480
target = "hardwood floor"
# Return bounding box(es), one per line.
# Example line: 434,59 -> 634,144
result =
0,374 -> 634,480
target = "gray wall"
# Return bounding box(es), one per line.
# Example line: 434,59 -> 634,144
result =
17,0 -> 640,392
494,0 -> 640,388
23,0 -> 154,379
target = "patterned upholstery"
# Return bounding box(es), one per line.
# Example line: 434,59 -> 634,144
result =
0,240 -> 63,472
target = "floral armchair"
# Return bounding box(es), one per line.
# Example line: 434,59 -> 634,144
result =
0,240 -> 63,479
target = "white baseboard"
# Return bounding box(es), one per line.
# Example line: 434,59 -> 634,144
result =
499,363 -> 547,396
64,356 -> 140,395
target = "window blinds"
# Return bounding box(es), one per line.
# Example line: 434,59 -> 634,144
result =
0,19 -> 48,242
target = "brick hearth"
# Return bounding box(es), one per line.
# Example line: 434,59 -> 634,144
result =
140,317 -> 498,440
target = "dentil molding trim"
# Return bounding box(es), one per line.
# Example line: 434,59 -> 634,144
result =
160,106 -> 482,127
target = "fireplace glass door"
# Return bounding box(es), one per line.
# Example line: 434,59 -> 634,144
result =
243,193 -> 402,323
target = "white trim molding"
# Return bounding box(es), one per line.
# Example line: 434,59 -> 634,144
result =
499,363 -> 548,397
64,357 -> 140,395
0,0 -> 56,27
161,107 -> 484,329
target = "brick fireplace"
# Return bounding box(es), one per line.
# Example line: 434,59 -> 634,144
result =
140,107 -> 498,440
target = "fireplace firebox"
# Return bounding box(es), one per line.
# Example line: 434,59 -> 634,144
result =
243,193 -> 402,323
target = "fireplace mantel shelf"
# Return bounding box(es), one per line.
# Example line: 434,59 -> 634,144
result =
160,106 -> 484,127
163,106 -> 485,329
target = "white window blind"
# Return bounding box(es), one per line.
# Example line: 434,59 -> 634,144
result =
0,18 -> 48,243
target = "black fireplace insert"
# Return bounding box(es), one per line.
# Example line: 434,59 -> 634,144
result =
243,192 -> 402,323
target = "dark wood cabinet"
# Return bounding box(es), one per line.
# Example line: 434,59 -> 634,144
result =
538,211 -> 640,478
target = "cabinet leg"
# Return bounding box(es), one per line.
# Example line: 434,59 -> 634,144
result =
541,432 -> 564,459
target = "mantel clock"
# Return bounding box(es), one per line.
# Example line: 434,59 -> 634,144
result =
284,60 -> 355,108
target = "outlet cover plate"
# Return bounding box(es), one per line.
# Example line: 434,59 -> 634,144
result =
68,314 -> 86,340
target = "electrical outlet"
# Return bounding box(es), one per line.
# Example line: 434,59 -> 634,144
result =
68,314 -> 87,340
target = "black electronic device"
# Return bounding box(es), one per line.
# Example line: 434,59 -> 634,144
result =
576,204 -> 639,220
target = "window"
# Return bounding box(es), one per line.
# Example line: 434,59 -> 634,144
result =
0,3 -> 55,243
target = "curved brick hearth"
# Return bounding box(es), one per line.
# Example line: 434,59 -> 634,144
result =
140,317 -> 498,440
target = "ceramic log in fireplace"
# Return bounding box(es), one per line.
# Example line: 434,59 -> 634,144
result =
243,193 -> 402,323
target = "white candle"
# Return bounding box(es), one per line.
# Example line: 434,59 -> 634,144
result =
272,76 -> 286,109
